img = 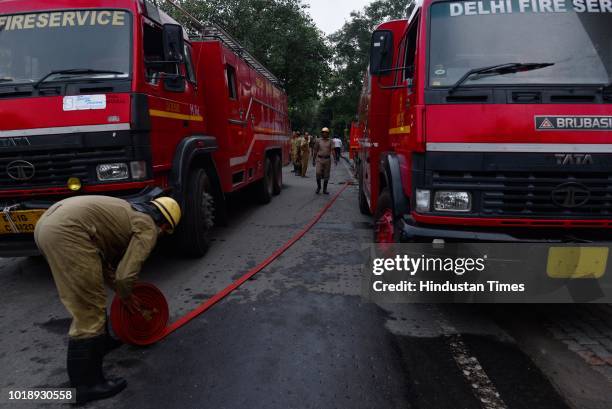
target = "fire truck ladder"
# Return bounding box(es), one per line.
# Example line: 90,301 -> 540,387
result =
161,0 -> 283,89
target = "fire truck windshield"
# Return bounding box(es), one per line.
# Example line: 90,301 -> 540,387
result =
428,0 -> 612,88
0,10 -> 131,85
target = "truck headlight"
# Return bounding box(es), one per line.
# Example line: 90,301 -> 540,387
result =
97,163 -> 129,181
130,161 -> 147,180
434,191 -> 471,212
415,189 -> 431,212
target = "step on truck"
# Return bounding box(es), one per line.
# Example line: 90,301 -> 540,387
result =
357,0 -> 612,243
0,0 -> 290,257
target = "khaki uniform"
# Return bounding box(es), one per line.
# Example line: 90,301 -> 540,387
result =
300,136 -> 310,176
314,137 -> 333,180
291,137 -> 302,165
34,196 -> 158,339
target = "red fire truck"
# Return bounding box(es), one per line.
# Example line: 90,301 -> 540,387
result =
349,122 -> 361,161
0,0 -> 290,256
358,0 -> 612,243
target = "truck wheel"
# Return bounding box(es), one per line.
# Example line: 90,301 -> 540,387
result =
175,168 -> 215,257
272,154 -> 282,195
256,156 -> 274,204
358,169 -> 371,215
374,189 -> 400,243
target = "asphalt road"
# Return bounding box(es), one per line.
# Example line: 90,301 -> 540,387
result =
0,158 -> 610,409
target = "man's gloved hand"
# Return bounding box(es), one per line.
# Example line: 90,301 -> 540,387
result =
121,293 -> 144,315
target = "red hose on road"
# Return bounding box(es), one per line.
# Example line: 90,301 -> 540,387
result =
137,181 -> 351,345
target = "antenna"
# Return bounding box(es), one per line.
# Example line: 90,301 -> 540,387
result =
162,0 -> 283,88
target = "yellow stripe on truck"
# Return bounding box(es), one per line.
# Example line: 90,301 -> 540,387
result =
388,126 -> 411,135
149,109 -> 204,122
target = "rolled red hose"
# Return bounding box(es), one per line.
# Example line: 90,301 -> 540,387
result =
110,282 -> 169,346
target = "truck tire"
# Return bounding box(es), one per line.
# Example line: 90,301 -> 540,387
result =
174,168 -> 215,257
358,168 -> 371,215
272,154 -> 282,195
373,189 -> 400,243
256,156 -> 274,204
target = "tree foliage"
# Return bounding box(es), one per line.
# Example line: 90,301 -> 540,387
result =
320,0 -> 412,138
162,0 -> 330,128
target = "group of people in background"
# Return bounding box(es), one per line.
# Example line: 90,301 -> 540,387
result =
291,128 -> 343,195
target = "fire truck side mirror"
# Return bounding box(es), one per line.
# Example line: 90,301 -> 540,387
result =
162,24 -> 184,63
369,30 -> 393,76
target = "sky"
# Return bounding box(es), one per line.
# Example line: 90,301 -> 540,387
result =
305,0 -> 373,35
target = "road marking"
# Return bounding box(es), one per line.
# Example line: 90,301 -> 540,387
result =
438,314 -> 508,409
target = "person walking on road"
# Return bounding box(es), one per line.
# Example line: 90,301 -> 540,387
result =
34,195 -> 181,404
314,127 -> 333,194
300,132 -> 311,177
332,135 -> 343,165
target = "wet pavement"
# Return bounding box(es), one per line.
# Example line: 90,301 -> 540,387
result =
0,158 -> 611,408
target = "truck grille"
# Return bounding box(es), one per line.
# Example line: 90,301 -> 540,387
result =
0,147 -> 130,189
433,171 -> 612,217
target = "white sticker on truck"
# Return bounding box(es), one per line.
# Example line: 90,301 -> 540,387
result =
63,95 -> 107,111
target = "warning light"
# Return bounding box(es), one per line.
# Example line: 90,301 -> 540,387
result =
67,177 -> 82,191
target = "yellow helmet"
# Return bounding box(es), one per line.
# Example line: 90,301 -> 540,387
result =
321,127 -> 330,133
151,197 -> 181,233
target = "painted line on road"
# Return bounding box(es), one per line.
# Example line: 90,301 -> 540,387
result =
438,314 -> 508,409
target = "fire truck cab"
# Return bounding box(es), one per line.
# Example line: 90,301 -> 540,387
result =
358,0 -> 612,243
0,0 -> 290,257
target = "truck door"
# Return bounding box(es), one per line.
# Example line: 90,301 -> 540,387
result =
141,18 -> 199,166
389,17 -> 419,153
225,52 -> 248,182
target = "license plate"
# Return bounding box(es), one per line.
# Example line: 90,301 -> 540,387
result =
547,247 -> 608,279
0,210 -> 45,235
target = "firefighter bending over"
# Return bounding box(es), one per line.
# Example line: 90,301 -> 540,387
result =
314,127 -> 333,194
34,195 -> 181,404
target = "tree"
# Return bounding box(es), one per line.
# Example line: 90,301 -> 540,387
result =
319,0 -> 412,138
162,0 -> 331,127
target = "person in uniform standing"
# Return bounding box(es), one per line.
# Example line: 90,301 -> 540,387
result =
308,132 -> 317,166
290,131 -> 299,174
300,132 -> 311,177
314,127 -> 333,194
292,131 -> 303,175
34,195 -> 181,404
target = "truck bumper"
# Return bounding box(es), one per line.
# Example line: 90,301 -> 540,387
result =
398,216 -> 610,243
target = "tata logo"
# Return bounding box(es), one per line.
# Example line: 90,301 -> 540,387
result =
555,154 -> 593,166
551,183 -> 590,208
0,137 -> 31,148
6,160 -> 36,181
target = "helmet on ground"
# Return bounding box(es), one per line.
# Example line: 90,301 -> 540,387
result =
150,197 -> 181,233
321,127 -> 330,133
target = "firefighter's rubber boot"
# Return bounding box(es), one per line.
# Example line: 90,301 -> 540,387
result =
67,336 -> 127,404
323,180 -> 330,195
316,178 -> 321,194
